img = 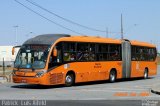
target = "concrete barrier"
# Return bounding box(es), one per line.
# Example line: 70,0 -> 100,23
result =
0,75 -> 9,83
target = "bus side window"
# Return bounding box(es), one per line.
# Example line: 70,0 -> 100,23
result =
109,44 -> 121,61
77,43 -> 89,61
77,51 -> 83,60
89,44 -> 96,61
56,45 -> 62,63
63,42 -> 76,62
48,44 -> 62,69
63,52 -> 70,61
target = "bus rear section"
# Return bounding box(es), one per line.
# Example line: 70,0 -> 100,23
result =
121,40 -> 157,79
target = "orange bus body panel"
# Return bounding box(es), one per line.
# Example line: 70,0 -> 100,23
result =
12,35 -> 157,85
131,61 -> 157,78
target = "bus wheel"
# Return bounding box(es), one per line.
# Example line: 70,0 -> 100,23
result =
65,74 -> 74,87
109,70 -> 116,83
144,69 -> 148,79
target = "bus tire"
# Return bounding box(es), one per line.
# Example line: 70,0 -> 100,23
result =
65,73 -> 74,87
109,70 -> 116,83
144,69 -> 148,79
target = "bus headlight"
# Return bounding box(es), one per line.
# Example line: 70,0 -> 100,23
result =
35,70 -> 46,77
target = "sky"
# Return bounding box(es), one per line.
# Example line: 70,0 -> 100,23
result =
1,0 -> 160,50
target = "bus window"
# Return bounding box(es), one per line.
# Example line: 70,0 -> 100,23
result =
96,44 -> 108,61
63,42 -> 76,62
88,44 -> 96,61
131,46 -> 157,61
147,48 -> 156,61
109,44 -> 121,61
131,46 -> 136,60
14,45 -> 49,69
22,53 -> 27,65
139,47 -> 145,60
48,43 -> 63,69
56,43 -> 62,63
77,43 -> 89,61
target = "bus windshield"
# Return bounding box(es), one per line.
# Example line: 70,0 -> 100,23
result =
14,44 -> 50,69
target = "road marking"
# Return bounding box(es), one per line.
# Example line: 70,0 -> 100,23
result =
79,96 -> 160,100
79,98 -> 109,100
80,89 -> 149,92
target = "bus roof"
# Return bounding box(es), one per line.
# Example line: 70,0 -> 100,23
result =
23,34 -> 70,45
57,36 -> 122,44
57,36 -> 155,47
130,40 -> 155,48
23,34 -> 156,48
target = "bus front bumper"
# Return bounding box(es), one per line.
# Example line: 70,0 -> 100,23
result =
13,76 -> 41,84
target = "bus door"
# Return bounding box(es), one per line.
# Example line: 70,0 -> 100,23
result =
122,40 -> 131,78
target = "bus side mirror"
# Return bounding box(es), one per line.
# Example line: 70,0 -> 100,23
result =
12,47 -> 15,55
12,46 -> 21,55
53,48 -> 57,57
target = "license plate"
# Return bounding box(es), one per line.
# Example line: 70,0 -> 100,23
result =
21,80 -> 27,83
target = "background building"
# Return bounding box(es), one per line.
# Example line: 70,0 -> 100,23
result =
0,46 -> 19,67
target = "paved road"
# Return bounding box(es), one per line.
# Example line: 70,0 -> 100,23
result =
0,67 -> 160,101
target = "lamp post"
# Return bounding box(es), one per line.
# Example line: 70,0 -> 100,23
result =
26,32 -> 34,39
13,25 -> 18,46
121,14 -> 123,40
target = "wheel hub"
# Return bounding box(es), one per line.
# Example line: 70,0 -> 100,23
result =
111,74 -> 115,81
66,75 -> 72,83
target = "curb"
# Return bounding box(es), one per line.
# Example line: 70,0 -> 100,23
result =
151,89 -> 160,95
151,85 -> 160,95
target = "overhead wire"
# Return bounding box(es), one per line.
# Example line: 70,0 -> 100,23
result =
14,0 -> 84,35
26,0 -> 106,32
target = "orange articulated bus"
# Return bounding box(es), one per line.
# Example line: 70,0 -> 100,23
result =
12,34 -> 157,86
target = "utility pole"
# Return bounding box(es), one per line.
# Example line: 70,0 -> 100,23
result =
3,58 -> 5,77
106,27 -> 108,38
13,25 -> 18,46
121,14 -> 124,39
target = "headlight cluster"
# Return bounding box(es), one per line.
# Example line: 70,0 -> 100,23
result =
35,70 -> 46,77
